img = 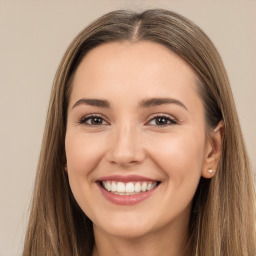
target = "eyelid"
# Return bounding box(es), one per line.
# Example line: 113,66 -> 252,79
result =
78,113 -> 178,126
79,113 -> 110,125
146,113 -> 178,126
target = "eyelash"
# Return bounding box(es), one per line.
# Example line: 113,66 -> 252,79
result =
147,114 -> 177,126
78,114 -> 178,127
78,114 -> 108,126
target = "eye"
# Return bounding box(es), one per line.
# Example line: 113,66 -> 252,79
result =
79,115 -> 108,126
147,114 -> 177,126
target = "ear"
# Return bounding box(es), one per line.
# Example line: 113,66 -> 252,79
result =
201,121 -> 224,178
64,163 -> 68,172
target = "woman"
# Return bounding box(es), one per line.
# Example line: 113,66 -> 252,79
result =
23,9 -> 256,256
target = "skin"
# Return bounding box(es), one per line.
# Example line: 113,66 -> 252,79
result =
65,41 -> 223,256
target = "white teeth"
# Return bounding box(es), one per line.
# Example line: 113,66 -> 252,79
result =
111,182 -> 117,192
134,182 -> 141,193
126,182 -> 134,193
117,182 -> 126,193
142,182 -> 147,192
106,182 -> 111,191
102,181 -> 158,195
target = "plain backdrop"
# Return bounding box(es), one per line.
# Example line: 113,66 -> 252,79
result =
0,0 -> 255,255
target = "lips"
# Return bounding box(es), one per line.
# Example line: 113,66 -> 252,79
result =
97,175 -> 160,205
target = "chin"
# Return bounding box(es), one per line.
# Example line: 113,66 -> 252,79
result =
100,225 -> 152,239
93,214 -> 156,239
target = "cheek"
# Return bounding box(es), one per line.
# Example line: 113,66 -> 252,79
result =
147,129 -> 205,183
65,132 -> 105,176
64,132 -> 106,211
151,130 -> 205,214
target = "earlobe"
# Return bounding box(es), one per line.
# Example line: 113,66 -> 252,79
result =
64,164 -> 68,172
202,121 -> 224,179
208,169 -> 214,174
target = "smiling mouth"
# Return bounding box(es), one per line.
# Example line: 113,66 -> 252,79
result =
99,181 -> 160,195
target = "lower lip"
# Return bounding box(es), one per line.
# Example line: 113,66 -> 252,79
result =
97,182 -> 159,205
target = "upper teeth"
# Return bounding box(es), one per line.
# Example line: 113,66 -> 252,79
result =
102,181 -> 157,195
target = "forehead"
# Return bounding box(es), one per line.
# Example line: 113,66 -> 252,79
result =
69,41 -> 201,110
73,41 -> 197,83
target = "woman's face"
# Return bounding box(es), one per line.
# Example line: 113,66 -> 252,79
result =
65,41 -> 213,239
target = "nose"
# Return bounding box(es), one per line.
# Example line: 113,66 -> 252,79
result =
106,123 -> 145,167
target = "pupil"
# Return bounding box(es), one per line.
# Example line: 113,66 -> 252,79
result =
92,117 -> 102,124
156,117 -> 167,125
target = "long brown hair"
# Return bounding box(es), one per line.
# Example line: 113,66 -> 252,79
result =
23,9 -> 256,256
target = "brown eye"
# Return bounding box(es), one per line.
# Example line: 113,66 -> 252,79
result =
79,115 -> 107,125
148,115 -> 177,126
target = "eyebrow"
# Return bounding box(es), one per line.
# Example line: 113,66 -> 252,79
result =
72,99 -> 110,109
72,97 -> 188,111
139,97 -> 188,110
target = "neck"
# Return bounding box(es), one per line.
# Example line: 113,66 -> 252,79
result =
92,214 -> 191,256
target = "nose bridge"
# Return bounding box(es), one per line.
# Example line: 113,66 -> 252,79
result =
108,120 -> 144,165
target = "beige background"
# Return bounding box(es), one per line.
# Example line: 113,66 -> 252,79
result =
0,0 -> 255,255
